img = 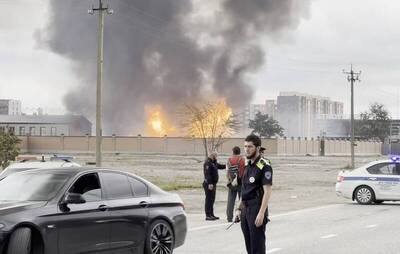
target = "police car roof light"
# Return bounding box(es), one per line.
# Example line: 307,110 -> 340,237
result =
390,155 -> 400,163
50,154 -> 74,162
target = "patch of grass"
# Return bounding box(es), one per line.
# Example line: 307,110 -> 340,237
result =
151,179 -> 202,191
161,182 -> 201,191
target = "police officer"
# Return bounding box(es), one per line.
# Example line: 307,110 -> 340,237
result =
203,151 -> 226,221
260,147 -> 271,165
235,134 -> 273,254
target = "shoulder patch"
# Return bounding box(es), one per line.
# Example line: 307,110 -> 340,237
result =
265,171 -> 272,180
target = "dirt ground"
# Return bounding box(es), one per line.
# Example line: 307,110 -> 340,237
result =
44,153 -> 385,216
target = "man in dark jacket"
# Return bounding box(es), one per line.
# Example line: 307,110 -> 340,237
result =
203,151 -> 225,221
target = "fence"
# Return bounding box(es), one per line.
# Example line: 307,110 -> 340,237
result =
17,136 -> 382,156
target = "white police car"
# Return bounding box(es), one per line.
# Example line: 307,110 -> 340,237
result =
336,156 -> 400,204
0,155 -> 81,179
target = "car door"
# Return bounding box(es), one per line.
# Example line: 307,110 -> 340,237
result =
56,173 -> 111,254
367,163 -> 398,199
391,163 -> 400,200
99,172 -> 150,253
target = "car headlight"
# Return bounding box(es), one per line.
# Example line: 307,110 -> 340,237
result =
0,223 -> 5,229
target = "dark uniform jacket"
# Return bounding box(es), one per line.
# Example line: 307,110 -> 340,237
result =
203,158 -> 226,184
241,156 -> 273,201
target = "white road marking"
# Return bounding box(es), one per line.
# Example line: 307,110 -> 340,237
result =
189,204 -> 343,232
190,223 -> 231,232
320,234 -> 337,239
270,204 -> 343,219
268,248 -> 283,253
365,224 -> 378,228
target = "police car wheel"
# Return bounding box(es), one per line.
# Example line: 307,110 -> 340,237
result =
146,219 -> 174,254
355,186 -> 375,205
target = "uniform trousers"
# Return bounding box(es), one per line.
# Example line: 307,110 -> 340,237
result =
240,200 -> 268,254
202,181 -> 216,216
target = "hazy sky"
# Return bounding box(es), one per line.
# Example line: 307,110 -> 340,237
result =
1,0 -> 399,118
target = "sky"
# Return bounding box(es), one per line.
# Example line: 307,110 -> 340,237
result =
1,0 -> 399,118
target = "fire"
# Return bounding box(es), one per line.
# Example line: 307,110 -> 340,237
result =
191,99 -> 234,138
145,105 -> 176,136
145,100 -> 234,138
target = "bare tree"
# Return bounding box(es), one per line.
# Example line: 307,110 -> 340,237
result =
180,101 -> 239,158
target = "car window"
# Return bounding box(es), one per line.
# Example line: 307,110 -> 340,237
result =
128,177 -> 148,197
68,173 -> 102,202
367,163 -> 400,175
392,163 -> 400,175
101,172 -> 133,200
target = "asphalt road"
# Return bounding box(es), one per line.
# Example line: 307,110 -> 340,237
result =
175,202 -> 400,254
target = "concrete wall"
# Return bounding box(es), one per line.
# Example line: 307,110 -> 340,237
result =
277,138 -> 381,156
17,136 -> 382,156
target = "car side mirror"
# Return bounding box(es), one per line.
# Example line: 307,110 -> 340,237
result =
64,193 -> 86,205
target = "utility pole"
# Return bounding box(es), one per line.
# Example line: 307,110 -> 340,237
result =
389,118 -> 393,155
343,65 -> 361,169
89,0 -> 113,167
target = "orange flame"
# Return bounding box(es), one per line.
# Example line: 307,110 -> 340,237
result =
191,99 -> 234,138
145,105 -> 176,136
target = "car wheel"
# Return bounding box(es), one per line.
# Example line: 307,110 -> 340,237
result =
355,186 -> 375,205
374,200 -> 384,204
146,219 -> 174,254
7,227 -> 32,254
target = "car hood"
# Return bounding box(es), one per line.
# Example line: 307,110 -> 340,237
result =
0,201 -> 47,215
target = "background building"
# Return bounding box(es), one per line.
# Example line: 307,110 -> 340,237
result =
0,115 -> 92,136
277,92 -> 344,138
237,104 -> 267,136
390,119 -> 400,137
265,100 -> 277,119
0,99 -> 22,115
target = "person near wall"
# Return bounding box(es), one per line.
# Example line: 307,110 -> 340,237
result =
203,151 -> 226,221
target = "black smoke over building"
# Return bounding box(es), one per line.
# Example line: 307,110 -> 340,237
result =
39,0 -> 311,135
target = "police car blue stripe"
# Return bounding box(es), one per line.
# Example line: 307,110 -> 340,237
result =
343,176 -> 400,182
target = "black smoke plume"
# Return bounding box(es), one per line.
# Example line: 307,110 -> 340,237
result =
40,0 -> 310,135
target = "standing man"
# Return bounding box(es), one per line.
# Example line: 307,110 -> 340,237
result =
259,147 -> 271,165
259,147 -> 266,158
236,134 -> 273,254
226,146 -> 245,222
203,151 -> 225,221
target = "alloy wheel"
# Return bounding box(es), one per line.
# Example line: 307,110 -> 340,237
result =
150,223 -> 173,254
356,187 -> 372,204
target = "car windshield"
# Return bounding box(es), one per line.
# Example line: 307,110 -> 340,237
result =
0,172 -> 71,202
0,168 -> 34,179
